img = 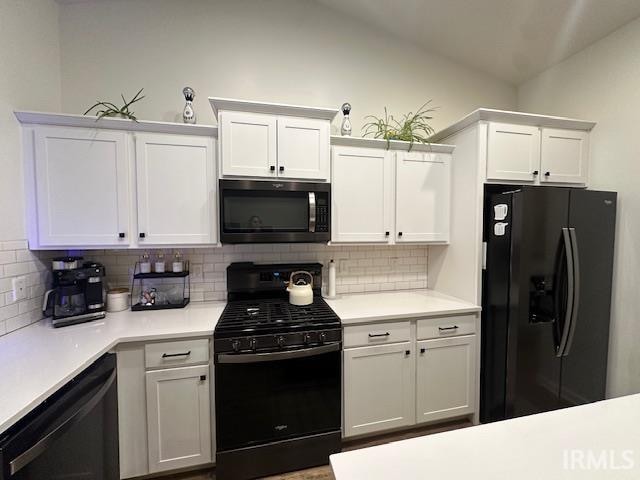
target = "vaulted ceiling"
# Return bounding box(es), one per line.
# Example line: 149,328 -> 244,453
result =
315,0 -> 640,84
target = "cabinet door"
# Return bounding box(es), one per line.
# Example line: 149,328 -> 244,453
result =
395,151 -> 450,243
220,111 -> 277,177
486,122 -> 540,182
135,133 -> 216,245
277,117 -> 329,180
344,342 -> 415,437
33,126 -> 130,247
540,128 -> 589,184
416,335 -> 475,424
146,365 -> 212,473
331,146 -> 393,243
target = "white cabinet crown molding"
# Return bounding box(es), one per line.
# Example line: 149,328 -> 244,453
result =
14,111 -> 218,137
331,135 -> 455,154
209,97 -> 339,121
428,108 -> 596,143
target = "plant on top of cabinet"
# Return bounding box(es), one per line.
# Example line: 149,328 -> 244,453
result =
362,101 -> 437,151
84,88 -> 145,121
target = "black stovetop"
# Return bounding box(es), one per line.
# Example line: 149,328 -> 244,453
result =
214,262 -> 341,339
215,296 -> 340,338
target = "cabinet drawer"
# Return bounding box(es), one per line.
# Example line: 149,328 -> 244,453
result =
145,339 -> 209,369
417,315 -> 476,340
344,321 -> 410,348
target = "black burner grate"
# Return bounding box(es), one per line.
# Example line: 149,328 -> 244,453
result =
215,297 -> 340,337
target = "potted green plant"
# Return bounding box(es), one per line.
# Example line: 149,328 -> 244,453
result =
362,101 -> 437,150
83,88 -> 145,121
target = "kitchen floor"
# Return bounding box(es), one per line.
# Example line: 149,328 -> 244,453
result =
167,419 -> 472,480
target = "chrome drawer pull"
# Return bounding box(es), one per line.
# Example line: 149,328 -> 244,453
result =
438,326 -> 459,331
368,332 -> 390,338
162,350 -> 191,358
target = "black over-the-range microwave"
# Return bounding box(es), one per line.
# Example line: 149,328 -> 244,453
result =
219,180 -> 330,243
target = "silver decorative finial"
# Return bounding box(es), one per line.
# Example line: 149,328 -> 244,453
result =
341,102 -> 352,136
182,86 -> 196,124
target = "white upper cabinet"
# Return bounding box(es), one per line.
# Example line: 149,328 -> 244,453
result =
219,111 -> 277,178
487,122 -> 541,182
540,128 -> 589,184
277,116 -> 329,180
416,335 -> 476,424
211,98 -> 337,181
343,342 -> 415,437
135,133 -> 216,245
33,126 -> 130,247
18,112 -> 219,249
331,146 -> 393,243
395,151 -> 450,243
484,120 -> 589,186
429,109 -> 593,187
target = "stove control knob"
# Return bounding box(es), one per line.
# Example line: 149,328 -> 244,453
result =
303,333 -> 311,345
277,336 -> 286,348
232,340 -> 240,352
319,332 -> 326,344
249,338 -> 257,351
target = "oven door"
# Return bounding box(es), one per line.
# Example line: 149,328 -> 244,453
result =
219,180 -> 330,243
215,343 -> 341,451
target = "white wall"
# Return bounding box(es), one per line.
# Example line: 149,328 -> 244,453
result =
0,0 -> 61,336
0,0 -> 61,241
518,16 -> 640,398
58,0 -> 516,133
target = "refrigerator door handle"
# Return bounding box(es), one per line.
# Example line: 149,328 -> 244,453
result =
563,228 -> 580,357
557,228 -> 575,357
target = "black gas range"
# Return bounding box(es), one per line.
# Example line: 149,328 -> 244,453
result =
214,263 -> 342,480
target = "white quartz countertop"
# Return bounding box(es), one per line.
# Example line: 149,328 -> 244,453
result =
0,289 -> 478,434
0,302 -> 225,434
324,289 -> 480,324
331,393 -> 640,479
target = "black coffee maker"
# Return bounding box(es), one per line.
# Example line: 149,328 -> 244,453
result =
43,258 -> 107,328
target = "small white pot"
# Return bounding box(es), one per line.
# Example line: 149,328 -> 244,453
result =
107,288 -> 130,312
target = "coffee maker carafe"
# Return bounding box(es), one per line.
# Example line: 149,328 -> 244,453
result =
43,260 -> 107,328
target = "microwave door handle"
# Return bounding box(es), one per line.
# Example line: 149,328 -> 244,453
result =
309,192 -> 316,233
8,369 -> 116,476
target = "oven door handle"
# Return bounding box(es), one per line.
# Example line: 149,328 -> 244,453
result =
308,192 -> 316,233
8,368 -> 116,476
217,343 -> 340,364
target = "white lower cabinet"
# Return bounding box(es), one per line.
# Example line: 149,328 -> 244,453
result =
117,339 -> 214,479
416,335 -> 476,424
343,316 -> 478,439
146,364 -> 212,473
343,342 -> 415,437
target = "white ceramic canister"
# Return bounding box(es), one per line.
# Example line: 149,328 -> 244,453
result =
107,288 -> 130,312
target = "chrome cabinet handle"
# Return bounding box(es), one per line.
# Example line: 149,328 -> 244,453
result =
308,192 -> 316,233
368,332 -> 390,338
438,326 -> 458,331
162,351 -> 191,358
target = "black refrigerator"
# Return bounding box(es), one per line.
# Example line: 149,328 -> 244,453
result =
480,186 -> 616,423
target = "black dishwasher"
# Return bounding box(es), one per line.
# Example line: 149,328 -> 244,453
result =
0,353 -> 119,480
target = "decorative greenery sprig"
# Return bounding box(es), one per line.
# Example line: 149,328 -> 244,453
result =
83,88 -> 145,121
362,101 -> 437,150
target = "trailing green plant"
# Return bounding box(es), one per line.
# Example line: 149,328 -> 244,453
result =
83,88 -> 145,121
362,101 -> 437,150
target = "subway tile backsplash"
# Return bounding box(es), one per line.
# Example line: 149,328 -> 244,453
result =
0,242 -> 428,337
0,240 -> 54,337
82,244 -> 429,302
